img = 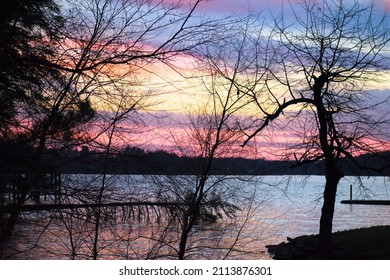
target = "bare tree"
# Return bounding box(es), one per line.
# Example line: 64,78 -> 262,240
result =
240,0 -> 390,254
0,0 -> 212,255
149,35 -> 267,258
195,0 -> 390,256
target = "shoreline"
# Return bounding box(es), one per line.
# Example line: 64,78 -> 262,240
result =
266,225 -> 390,260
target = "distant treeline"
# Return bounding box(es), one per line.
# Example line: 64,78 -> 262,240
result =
2,145 -> 390,176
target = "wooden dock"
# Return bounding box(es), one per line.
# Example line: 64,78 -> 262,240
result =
0,171 -> 61,202
341,185 -> 390,205
341,200 -> 390,205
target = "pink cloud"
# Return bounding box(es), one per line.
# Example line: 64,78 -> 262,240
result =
378,0 -> 390,12
195,0 -> 286,15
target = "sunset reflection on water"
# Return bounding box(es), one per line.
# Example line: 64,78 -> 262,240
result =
4,175 -> 390,259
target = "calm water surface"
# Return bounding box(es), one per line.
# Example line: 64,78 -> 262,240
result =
5,175 -> 390,259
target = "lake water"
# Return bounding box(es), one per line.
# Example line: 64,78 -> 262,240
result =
4,175 -> 390,259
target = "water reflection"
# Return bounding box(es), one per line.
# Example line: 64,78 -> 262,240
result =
3,175 -> 390,259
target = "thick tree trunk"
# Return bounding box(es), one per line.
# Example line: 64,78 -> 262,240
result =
318,160 -> 343,253
313,74 -> 345,254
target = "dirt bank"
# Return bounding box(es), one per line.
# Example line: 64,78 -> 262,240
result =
266,225 -> 390,259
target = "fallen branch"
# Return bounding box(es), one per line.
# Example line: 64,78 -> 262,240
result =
0,201 -> 183,213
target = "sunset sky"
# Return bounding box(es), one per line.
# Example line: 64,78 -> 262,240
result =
108,0 -> 390,159
192,0 -> 390,14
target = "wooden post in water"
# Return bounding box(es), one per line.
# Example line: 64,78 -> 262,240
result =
350,184 -> 352,200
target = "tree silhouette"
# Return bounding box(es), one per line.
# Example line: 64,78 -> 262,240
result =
0,0 -> 211,255
243,0 -> 390,253
0,0 -> 65,254
0,0 -> 61,129
199,0 -> 390,255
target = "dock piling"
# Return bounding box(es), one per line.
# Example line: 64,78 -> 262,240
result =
350,184 -> 352,200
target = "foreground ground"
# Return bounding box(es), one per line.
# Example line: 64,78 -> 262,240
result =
266,225 -> 390,260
